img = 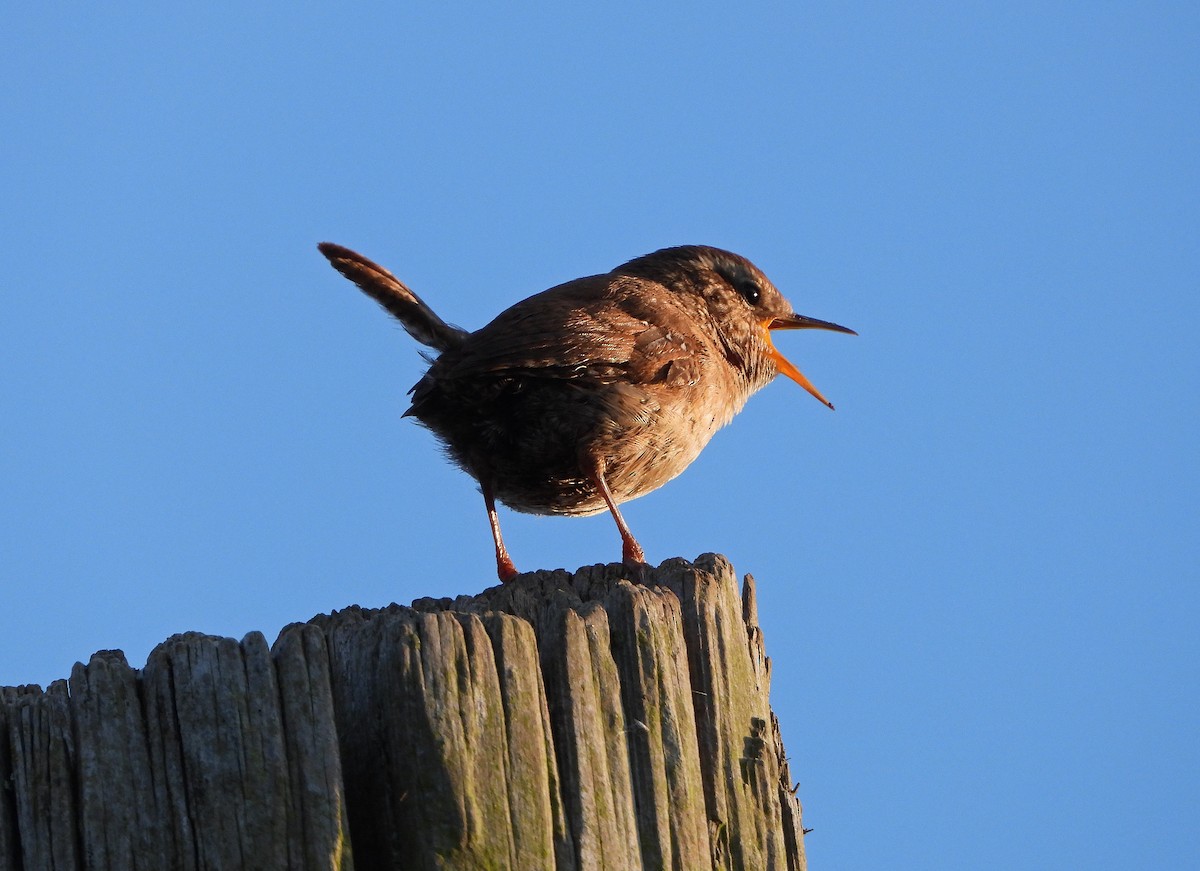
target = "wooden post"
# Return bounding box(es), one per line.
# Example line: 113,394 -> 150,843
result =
0,555 -> 806,870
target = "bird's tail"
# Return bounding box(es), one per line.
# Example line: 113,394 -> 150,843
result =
318,242 -> 466,352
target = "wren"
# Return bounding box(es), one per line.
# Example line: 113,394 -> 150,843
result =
318,242 -> 854,581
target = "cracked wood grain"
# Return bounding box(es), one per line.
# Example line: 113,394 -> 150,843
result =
2,555 -> 805,870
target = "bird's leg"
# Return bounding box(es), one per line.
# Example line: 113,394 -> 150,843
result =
584,457 -> 647,571
481,481 -> 519,582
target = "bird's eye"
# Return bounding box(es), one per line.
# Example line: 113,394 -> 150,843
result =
734,276 -> 761,305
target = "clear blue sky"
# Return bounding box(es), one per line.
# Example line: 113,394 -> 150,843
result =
3,5 -> 1196,868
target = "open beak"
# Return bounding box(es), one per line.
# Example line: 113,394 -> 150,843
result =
763,313 -> 857,410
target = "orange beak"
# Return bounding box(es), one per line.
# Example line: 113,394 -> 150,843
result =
763,313 -> 857,410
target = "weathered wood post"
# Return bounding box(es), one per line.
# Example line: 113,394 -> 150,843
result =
0,555 -> 806,870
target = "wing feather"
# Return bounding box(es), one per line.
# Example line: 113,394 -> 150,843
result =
437,274 -> 705,387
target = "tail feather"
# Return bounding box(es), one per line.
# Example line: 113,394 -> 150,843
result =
318,242 -> 466,352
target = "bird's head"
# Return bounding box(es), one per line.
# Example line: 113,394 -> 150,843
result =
616,245 -> 856,408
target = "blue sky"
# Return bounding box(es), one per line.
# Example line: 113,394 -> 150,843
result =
3,4 -> 1196,868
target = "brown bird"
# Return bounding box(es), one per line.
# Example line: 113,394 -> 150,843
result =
318,242 -> 855,581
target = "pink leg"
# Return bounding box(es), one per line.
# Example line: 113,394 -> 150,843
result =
482,482 -> 518,582
586,460 -> 646,569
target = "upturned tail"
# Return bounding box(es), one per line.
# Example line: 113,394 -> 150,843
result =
317,242 -> 466,352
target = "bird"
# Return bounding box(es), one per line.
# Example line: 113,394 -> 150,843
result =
318,242 -> 855,582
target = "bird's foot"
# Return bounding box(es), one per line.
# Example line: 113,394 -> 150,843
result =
622,540 -> 648,582
497,554 -> 519,583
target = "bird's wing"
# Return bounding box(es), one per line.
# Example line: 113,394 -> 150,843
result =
439,275 -> 706,388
